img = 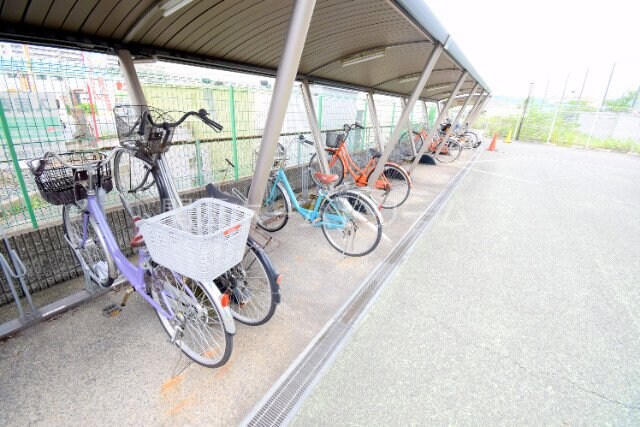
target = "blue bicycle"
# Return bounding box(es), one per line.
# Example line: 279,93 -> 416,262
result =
256,139 -> 383,257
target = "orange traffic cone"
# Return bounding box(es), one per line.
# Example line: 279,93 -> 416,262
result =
487,133 -> 498,151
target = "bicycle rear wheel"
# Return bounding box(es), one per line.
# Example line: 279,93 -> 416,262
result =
309,150 -> 345,187
218,237 -> 279,325
367,164 -> 411,209
150,266 -> 233,368
63,201 -> 115,288
320,190 -> 382,257
397,131 -> 424,160
435,140 -> 462,163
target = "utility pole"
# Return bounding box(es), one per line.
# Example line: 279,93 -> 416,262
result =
515,82 -> 534,140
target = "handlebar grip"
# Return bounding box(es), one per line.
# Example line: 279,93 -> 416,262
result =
198,109 -> 223,131
303,139 -> 314,146
225,158 -> 235,168
29,158 -> 47,176
354,122 -> 364,129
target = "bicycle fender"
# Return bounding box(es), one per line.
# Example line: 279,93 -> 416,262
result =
203,281 -> 237,334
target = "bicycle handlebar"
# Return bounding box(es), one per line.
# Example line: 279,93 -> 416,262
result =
29,149 -> 119,175
140,109 -> 223,135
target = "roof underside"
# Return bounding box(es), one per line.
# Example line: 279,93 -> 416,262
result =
0,0 -> 488,101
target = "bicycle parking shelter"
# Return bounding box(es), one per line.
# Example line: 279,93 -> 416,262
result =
0,0 -> 489,336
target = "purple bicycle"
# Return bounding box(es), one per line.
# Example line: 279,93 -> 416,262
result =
29,150 -> 235,367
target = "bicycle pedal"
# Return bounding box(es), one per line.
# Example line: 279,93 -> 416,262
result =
102,303 -> 123,318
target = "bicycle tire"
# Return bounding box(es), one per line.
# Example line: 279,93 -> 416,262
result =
396,130 -> 424,161
435,139 -> 462,163
255,180 -> 290,232
367,163 -> 411,209
63,201 -> 116,288
309,151 -> 345,187
218,237 -> 279,325
149,268 -> 233,367
113,149 -> 168,219
463,131 -> 478,149
320,190 -> 382,257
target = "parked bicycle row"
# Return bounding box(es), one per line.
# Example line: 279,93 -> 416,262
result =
26,105 -> 480,369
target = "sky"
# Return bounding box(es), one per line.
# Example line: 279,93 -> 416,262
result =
424,0 -> 640,102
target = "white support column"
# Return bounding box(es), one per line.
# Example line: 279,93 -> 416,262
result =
401,98 -> 417,157
408,70 -> 468,173
436,100 -> 442,115
465,90 -> 485,126
451,82 -> 479,131
367,43 -> 443,187
300,80 -> 329,174
367,92 -> 385,151
247,0 -> 316,211
467,94 -> 490,129
421,101 -> 429,125
118,49 -> 182,209
117,50 -> 146,106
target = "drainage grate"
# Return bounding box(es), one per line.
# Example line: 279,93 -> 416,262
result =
244,150 -> 483,427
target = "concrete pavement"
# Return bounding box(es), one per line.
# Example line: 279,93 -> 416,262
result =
293,142 -> 640,424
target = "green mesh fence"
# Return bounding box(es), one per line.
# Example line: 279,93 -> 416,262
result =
0,43 -> 436,232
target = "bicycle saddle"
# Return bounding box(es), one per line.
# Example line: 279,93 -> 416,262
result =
205,183 -> 244,206
367,148 -> 382,159
313,172 -> 339,185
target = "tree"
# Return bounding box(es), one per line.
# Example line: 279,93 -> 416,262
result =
603,90 -> 635,112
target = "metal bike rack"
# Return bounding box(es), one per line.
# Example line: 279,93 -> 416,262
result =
0,230 -> 39,323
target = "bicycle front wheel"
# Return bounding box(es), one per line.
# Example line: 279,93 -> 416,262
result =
320,190 -> 382,257
256,181 -> 290,232
113,149 -> 166,219
150,266 -> 233,368
367,164 -> 411,209
219,237 -> 279,325
63,201 -> 115,288
435,140 -> 462,163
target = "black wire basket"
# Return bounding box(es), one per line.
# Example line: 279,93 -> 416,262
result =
29,152 -> 113,206
326,131 -> 346,148
113,105 -> 175,155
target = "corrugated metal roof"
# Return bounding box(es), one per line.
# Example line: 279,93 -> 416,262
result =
0,0 -> 489,99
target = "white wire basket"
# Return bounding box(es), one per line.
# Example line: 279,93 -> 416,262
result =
138,199 -> 253,282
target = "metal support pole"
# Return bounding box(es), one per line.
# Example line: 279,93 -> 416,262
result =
367,92 -> 385,150
229,86 -> 240,179
465,91 -> 485,126
401,98 -> 417,157
118,49 -> 182,208
421,101 -> 429,125
451,82 -> 479,131
301,80 -> 329,174
368,43 -> 444,186
586,63 -> 616,147
436,100 -> 442,115
515,82 -> 534,140
247,0 -> 316,211
546,73 -> 570,144
467,94 -> 490,129
0,102 -> 38,229
408,70 -> 468,173
117,50 -> 146,106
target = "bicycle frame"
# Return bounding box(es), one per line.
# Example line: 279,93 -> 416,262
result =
81,194 -> 183,319
267,168 -> 345,229
326,144 -> 390,190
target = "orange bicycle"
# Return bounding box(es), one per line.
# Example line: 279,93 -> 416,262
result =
402,122 -> 462,163
308,123 -> 411,209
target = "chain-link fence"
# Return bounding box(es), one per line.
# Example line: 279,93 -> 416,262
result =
475,62 -> 640,153
0,43 -> 440,233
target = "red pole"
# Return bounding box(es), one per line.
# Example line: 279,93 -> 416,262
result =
86,82 -> 100,144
